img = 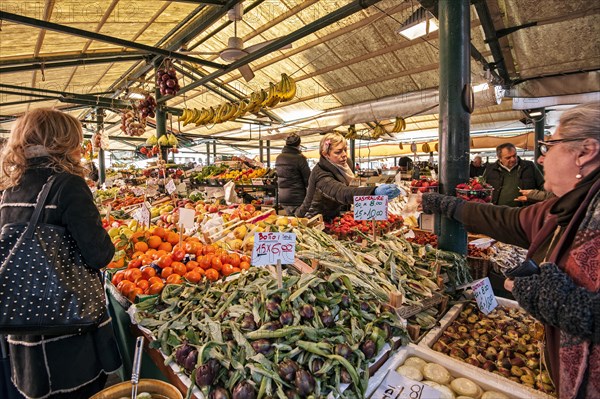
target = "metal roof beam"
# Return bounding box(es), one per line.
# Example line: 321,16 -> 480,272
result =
159,0 -> 384,102
0,11 -> 226,70
168,1 -> 228,5
0,51 -> 149,67
0,53 -> 149,74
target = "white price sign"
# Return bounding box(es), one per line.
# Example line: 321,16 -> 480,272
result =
133,202 -> 151,228
353,195 -> 388,221
178,208 -> 196,229
251,232 -> 296,267
372,370 -> 442,399
251,178 -> 264,186
472,277 -> 498,315
131,186 -> 144,197
165,179 -> 177,194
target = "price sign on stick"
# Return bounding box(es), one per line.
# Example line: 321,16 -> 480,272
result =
371,370 -> 442,399
178,208 -> 195,230
165,179 -> 177,195
133,202 -> 151,228
471,277 -> 498,315
251,232 -> 296,267
353,195 -> 388,221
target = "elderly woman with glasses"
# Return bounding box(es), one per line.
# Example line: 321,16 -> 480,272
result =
418,102 -> 599,398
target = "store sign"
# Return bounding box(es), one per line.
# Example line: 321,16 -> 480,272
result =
354,195 -> 388,221
371,370 -> 442,399
179,208 -> 195,229
251,232 -> 296,267
472,277 -> 498,315
166,179 -> 177,194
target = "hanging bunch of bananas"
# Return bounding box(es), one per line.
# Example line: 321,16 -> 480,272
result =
177,73 -> 297,127
371,123 -> 388,139
345,124 -> 359,139
391,116 -> 406,133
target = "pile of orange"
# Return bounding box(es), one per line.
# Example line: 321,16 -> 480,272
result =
110,226 -> 251,302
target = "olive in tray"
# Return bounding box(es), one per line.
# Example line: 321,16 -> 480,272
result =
430,303 -> 555,395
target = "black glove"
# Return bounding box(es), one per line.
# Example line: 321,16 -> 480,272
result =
421,192 -> 465,220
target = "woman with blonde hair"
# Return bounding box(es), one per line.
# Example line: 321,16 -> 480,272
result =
0,108 -> 121,398
419,102 -> 600,398
295,132 -> 401,221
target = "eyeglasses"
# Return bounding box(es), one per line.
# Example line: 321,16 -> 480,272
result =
537,138 -> 584,155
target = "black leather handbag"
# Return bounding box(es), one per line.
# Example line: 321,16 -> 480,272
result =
0,174 -> 105,335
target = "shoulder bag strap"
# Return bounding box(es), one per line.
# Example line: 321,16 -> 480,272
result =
23,174 -> 58,239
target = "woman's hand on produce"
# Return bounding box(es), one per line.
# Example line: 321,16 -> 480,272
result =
504,278 -> 514,292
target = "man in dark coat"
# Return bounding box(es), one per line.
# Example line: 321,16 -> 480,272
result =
275,133 -> 311,215
469,155 -> 486,177
483,143 -> 544,206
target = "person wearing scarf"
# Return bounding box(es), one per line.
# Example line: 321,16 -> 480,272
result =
419,102 -> 600,398
295,132 -> 401,222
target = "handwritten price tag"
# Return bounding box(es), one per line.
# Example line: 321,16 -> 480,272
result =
251,232 -> 296,267
372,370 -> 442,399
472,277 -> 498,315
251,178 -> 264,186
166,179 -> 177,194
353,195 -> 388,221
133,202 -> 151,228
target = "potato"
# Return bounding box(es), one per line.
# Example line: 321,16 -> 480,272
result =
404,356 -> 428,372
481,392 -> 510,399
451,378 -> 481,397
457,396 -> 476,399
395,365 -> 423,381
423,363 -> 452,385
434,384 -> 456,399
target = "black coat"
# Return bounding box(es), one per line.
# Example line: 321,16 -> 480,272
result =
295,156 -> 375,221
275,145 -> 311,207
483,158 -> 544,204
469,162 -> 486,177
0,161 -> 121,398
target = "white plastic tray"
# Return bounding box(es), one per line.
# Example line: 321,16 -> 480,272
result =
367,343 -> 552,399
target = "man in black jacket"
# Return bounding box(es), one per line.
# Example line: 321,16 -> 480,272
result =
483,143 -> 544,206
275,133 -> 311,215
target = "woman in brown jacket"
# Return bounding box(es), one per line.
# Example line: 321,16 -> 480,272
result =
420,102 -> 599,398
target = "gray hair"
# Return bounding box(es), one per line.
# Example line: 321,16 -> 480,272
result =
496,142 -> 516,158
558,102 -> 600,142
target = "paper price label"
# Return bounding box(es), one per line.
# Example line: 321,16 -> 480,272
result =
251,178 -> 264,186
251,232 -> 296,267
178,208 -> 196,229
133,202 -> 151,228
472,277 -> 498,315
131,186 -> 144,197
166,179 -> 177,194
372,370 -> 442,399
353,195 -> 388,221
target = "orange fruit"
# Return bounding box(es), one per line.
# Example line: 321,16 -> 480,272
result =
111,270 -> 125,286
192,267 -> 205,276
166,232 -> 180,245
148,276 -> 163,286
221,263 -> 234,277
152,226 -> 166,239
220,252 -> 232,265
117,280 -> 135,296
128,287 -> 143,302
211,257 -> 222,272
185,260 -> 199,272
157,255 -> 173,268
153,249 -> 168,260
128,259 -> 142,269
140,256 -> 153,266
229,253 -> 241,268
166,274 -> 182,285
131,251 -> 145,260
241,255 -> 250,264
148,282 -> 164,295
131,231 -> 145,243
146,248 -> 157,257
184,271 -> 202,283
136,279 -> 150,292
172,262 -> 187,276
205,268 -> 219,282
141,266 -> 157,280
161,267 -> 174,278
158,242 -> 173,252
231,267 -> 241,274
239,261 -> 250,270
147,235 -> 162,249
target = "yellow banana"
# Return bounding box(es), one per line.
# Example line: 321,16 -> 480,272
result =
265,82 -> 282,108
222,102 -> 237,121
190,108 -> 201,125
179,108 -> 189,124
282,74 -> 296,102
391,116 -> 406,132
234,99 -> 249,118
195,108 -> 208,125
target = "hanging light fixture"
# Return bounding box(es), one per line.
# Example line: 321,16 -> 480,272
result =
397,7 -> 438,40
